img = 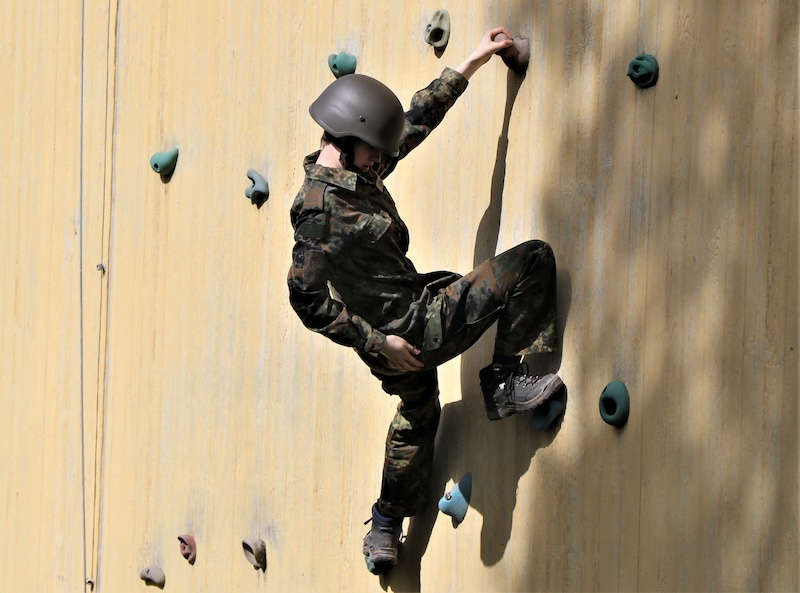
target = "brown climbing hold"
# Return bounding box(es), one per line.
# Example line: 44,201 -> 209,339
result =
242,538 -> 267,572
494,32 -> 530,75
178,534 -> 196,565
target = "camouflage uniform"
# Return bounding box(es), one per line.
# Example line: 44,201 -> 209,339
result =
288,68 -> 557,519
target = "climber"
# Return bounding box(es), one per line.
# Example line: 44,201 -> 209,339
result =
287,27 -> 564,574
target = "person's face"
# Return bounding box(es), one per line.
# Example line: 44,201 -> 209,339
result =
353,140 -> 382,172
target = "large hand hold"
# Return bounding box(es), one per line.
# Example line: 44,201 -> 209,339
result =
178,534 -> 197,565
424,10 -> 451,50
494,33 -> 530,75
245,169 -> 269,208
438,473 -> 472,524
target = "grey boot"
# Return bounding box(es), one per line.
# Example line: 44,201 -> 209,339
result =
479,362 -> 565,421
362,504 -> 402,574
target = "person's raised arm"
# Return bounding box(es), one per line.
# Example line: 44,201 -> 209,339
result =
376,27 -> 513,177
455,26 -> 514,80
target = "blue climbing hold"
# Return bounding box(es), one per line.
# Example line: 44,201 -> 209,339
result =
438,473 -> 472,523
149,147 -> 179,179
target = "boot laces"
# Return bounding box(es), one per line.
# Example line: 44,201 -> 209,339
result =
507,361 -> 541,398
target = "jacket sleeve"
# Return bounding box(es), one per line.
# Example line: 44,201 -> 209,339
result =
377,67 -> 469,178
287,185 -> 387,354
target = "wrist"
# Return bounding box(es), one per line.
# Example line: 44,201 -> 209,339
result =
455,56 -> 483,80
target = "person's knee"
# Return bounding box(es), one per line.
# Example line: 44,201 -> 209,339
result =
518,239 -> 555,267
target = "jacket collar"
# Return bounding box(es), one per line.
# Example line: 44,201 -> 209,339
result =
304,151 -> 383,191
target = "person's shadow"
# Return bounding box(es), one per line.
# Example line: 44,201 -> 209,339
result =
382,69 -> 572,591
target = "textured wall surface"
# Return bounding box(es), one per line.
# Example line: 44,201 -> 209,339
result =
1,1 -> 797,592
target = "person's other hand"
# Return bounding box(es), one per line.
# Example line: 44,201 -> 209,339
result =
380,335 -> 424,372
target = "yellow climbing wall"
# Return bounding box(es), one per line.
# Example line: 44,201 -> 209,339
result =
1,1 -> 797,592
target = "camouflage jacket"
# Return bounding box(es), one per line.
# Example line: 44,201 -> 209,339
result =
287,67 -> 468,355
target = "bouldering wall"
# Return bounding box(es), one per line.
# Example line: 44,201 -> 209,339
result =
0,1 -> 797,592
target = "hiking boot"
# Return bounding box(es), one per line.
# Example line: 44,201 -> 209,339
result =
479,362 -> 565,421
362,504 -> 402,575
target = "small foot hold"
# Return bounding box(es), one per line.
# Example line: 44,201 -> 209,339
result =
627,54 -> 659,89
150,147 -> 179,181
178,534 -> 196,565
600,380 -> 630,427
245,169 -> 269,208
438,473 -> 472,524
328,52 -> 357,78
242,538 -> 267,572
139,565 -> 165,589
531,385 -> 567,430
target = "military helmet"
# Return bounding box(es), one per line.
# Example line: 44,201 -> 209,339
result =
310,74 -> 405,157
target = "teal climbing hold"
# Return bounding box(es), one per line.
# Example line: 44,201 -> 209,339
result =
149,147 -> 179,179
245,169 -> 269,208
627,54 -> 659,89
328,52 -> 357,78
438,473 -> 472,523
424,9 -> 451,50
600,381 -> 630,427
531,385 -> 567,430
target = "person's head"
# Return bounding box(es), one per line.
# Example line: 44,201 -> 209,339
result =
310,74 -> 405,169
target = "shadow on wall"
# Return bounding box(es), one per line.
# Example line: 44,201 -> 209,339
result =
389,0 -> 798,591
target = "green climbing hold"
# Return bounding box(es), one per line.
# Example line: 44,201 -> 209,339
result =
149,147 -> 179,179
627,54 -> 659,89
531,384 -> 567,430
328,52 -> 357,78
599,381 -> 630,427
424,9 -> 451,50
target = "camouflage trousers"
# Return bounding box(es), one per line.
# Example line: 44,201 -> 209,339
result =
359,240 -> 558,518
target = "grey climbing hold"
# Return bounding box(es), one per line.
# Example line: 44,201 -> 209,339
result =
424,10 -> 451,50
139,565 -> 165,589
438,473 -> 472,524
328,52 -> 357,78
242,538 -> 267,572
627,54 -> 659,88
600,381 -> 630,427
178,534 -> 196,565
150,147 -> 179,180
494,33 -> 530,75
245,169 -> 269,208
531,384 -> 567,430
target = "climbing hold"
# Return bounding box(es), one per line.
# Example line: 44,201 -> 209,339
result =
627,54 -> 659,88
139,566 -> 165,589
600,381 -> 630,427
494,32 -> 530,75
531,384 -> 567,430
245,169 -> 269,208
438,473 -> 472,524
242,538 -> 267,572
424,10 -> 451,50
328,52 -> 357,78
178,534 -> 196,565
149,147 -> 179,179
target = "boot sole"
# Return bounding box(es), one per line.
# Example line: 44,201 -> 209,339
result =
485,375 -> 565,421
